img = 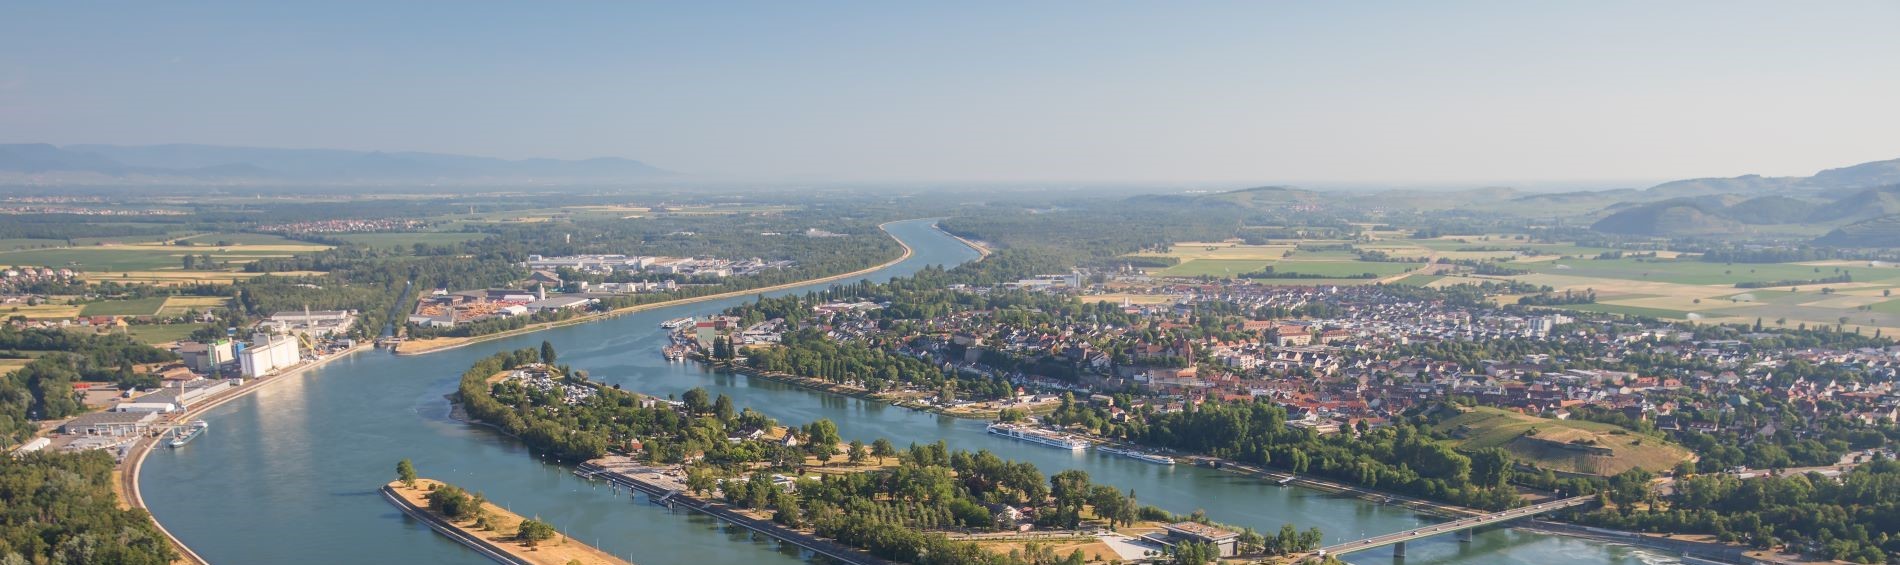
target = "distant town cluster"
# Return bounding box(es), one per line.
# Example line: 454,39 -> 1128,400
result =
255,218 -> 429,234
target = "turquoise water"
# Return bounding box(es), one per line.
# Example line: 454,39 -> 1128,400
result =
140,219 -> 1677,564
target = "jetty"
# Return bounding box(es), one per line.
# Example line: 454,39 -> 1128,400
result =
382,479 -> 631,565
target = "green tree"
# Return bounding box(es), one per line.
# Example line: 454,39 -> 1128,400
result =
396,458 -> 417,488
682,387 -> 711,414
540,340 -> 557,364
871,438 -> 896,464
517,518 -> 556,547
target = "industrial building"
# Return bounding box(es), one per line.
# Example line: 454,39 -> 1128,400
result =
176,340 -> 235,373
258,309 -> 357,338
58,411 -> 159,436
239,333 -> 303,378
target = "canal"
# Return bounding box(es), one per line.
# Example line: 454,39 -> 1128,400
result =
141,218 -> 1678,564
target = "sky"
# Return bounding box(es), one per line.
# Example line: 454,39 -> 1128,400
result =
3,1 -> 1899,185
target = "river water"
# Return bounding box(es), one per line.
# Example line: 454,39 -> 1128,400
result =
141,219 -> 1679,565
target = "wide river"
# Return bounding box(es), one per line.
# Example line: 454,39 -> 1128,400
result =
142,219 -> 1679,565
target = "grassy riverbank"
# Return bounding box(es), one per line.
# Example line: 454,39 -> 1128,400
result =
385,478 -> 630,565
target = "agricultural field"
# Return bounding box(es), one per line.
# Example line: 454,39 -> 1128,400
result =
79,297 -> 168,316
0,358 -> 30,377
1435,406 -> 1692,476
159,296 -> 229,315
1482,254 -> 1900,336
1083,293 -> 1183,305
324,232 -> 491,249
1158,259 -> 1273,277
175,232 -> 307,246
1,303 -> 84,319
1506,256 -> 1896,287
1135,242 -> 1419,280
1392,274 -> 1444,286
0,240 -> 330,272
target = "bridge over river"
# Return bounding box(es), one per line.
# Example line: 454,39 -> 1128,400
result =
1315,495 -> 1596,558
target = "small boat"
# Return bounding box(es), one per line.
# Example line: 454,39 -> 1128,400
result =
169,421 -> 208,448
987,423 -> 1089,451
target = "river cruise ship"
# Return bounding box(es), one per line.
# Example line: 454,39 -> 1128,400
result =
986,423 -> 1089,451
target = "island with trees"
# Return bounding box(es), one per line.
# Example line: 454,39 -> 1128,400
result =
383,460 -> 629,565
452,345 -> 1319,564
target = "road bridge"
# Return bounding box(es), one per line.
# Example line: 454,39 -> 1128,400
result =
1317,495 -> 1595,558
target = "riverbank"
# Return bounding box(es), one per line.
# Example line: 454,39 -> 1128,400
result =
394,219 -> 931,356
718,363 -> 1055,420
384,478 -> 631,565
119,343 -> 371,564
577,456 -> 895,565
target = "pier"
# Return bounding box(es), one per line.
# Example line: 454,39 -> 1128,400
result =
1314,495 -> 1596,558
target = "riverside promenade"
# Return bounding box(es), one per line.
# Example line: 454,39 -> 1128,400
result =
576,456 -> 895,565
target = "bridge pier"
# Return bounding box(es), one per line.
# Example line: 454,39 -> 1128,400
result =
1458,529 -> 1472,542
1393,541 -> 1404,557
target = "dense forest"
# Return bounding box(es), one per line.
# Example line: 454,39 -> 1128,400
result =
0,451 -> 179,564
1576,460 -> 1900,563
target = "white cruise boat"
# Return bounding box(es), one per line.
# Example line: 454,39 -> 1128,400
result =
660,317 -> 695,329
1097,446 -> 1175,465
986,423 -> 1089,451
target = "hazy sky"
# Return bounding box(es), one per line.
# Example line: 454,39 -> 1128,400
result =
4,1 -> 1898,184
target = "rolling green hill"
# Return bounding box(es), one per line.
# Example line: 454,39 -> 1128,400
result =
1434,406 -> 1692,476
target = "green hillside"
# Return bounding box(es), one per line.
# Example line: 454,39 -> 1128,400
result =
1434,406 -> 1692,476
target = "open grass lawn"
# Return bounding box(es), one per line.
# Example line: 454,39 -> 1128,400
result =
1435,406 -> 1691,476
1393,274 -> 1444,286
78,297 -> 168,316
325,231 -> 491,249
1511,257 -> 1894,286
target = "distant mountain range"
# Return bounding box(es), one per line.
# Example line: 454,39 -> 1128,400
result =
0,143 -> 669,183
